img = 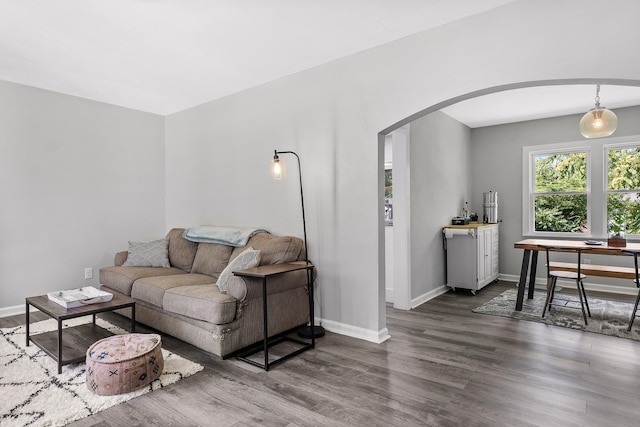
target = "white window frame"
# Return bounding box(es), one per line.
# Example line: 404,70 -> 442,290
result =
523,144 -> 591,237
523,135 -> 640,238
604,141 -> 640,238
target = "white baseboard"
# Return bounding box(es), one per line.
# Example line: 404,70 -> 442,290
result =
319,318 -> 390,344
0,304 -> 33,318
498,273 -> 519,283
411,285 -> 450,309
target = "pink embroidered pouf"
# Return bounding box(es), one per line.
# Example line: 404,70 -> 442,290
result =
86,333 -> 164,396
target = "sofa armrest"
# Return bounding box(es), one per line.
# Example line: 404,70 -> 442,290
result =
114,251 -> 128,266
226,268 -> 310,302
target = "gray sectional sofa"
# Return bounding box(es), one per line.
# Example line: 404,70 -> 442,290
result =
99,228 -> 311,357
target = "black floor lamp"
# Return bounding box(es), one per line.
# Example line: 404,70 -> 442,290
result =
272,150 -> 325,339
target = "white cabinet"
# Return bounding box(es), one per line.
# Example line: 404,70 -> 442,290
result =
443,224 -> 499,294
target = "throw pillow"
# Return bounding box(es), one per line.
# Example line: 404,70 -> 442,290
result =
122,238 -> 171,268
216,247 -> 261,292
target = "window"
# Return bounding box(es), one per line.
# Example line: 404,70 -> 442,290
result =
523,136 -> 640,238
606,144 -> 640,236
531,149 -> 589,234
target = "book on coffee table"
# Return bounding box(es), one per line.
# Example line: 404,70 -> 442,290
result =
47,286 -> 113,308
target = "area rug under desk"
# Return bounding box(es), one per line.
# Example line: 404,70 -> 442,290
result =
0,317 -> 203,427
473,288 -> 640,341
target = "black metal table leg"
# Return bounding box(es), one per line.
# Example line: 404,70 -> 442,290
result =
516,249 -> 531,311
57,319 -> 63,374
262,276 -> 269,370
25,301 -> 30,347
528,250 -> 538,300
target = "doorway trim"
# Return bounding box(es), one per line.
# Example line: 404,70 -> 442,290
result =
386,127 -> 411,310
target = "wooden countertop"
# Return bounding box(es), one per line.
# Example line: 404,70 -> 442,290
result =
444,223 -> 498,229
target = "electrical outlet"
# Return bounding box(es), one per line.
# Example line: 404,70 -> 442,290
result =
84,268 -> 93,279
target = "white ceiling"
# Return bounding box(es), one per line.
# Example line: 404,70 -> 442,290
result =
441,84 -> 640,128
2,0 -> 639,126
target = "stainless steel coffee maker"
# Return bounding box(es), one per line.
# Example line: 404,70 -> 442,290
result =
483,191 -> 498,223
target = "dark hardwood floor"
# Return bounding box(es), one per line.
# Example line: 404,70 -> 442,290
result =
5,281 -> 640,426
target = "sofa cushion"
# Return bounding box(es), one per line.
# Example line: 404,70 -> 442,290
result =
122,238 -> 170,268
131,273 -> 216,308
99,266 -> 186,296
216,247 -> 261,293
166,228 -> 199,273
190,243 -> 233,277
114,251 -> 128,267
231,232 -> 305,265
163,285 -> 237,324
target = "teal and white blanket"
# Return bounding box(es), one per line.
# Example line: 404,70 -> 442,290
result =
183,226 -> 268,247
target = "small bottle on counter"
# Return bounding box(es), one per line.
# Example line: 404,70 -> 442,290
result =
461,201 -> 469,218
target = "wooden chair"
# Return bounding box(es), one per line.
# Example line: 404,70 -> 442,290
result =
542,245 -> 592,325
623,248 -> 640,332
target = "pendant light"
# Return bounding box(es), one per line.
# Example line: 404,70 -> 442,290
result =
579,84 -> 618,138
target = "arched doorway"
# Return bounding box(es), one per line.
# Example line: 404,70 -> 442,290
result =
378,78 -> 640,327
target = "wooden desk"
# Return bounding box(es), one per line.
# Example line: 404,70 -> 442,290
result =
513,239 -> 640,311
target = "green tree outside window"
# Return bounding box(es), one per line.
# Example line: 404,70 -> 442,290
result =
607,146 -> 640,235
534,152 -> 588,233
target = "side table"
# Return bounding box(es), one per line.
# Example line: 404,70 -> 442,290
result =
233,262 -> 315,371
25,293 -> 136,374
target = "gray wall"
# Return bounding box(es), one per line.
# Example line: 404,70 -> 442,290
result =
410,111 -> 471,300
0,81 -> 166,310
469,105 -> 640,287
163,0 -> 640,341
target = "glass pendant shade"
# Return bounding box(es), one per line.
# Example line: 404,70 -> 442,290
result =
272,151 -> 285,180
273,158 -> 283,180
579,108 -> 618,138
579,85 -> 618,139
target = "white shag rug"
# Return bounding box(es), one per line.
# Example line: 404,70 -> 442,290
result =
0,317 -> 204,427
